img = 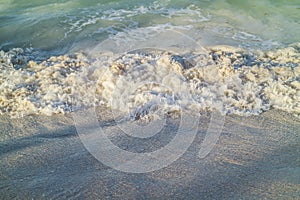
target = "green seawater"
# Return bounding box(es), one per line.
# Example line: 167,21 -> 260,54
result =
0,0 -> 299,53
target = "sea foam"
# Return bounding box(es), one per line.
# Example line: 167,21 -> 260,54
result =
0,44 -> 299,118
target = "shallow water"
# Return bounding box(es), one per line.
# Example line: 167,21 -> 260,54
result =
1,0 -> 299,52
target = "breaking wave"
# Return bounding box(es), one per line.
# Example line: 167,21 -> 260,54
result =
0,43 -> 299,118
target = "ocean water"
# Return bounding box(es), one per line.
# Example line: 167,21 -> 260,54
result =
1,0 -> 299,52
0,0 -> 299,118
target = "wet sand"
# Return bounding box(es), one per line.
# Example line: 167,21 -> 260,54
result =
0,109 -> 299,199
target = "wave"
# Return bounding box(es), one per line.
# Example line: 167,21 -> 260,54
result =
0,43 -> 299,118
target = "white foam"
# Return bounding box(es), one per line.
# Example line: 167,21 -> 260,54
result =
0,44 -> 299,118
62,3 -> 209,39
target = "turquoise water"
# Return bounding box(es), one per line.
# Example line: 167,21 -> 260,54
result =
1,0 -> 299,53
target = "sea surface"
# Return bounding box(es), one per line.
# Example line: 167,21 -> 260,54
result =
0,0 -> 299,118
1,0 -> 299,52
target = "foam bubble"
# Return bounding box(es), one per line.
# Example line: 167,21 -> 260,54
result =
0,44 -> 299,118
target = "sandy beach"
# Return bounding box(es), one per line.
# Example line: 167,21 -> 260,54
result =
0,108 -> 299,199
